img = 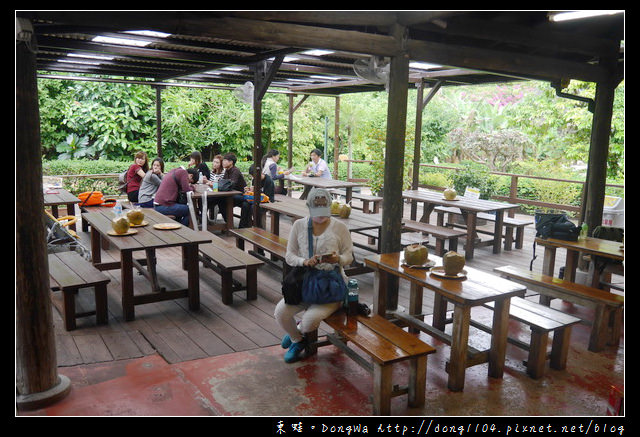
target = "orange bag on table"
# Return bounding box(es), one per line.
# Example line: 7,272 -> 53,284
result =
78,191 -> 117,207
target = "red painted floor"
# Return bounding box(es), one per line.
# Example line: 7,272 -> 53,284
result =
18,313 -> 624,418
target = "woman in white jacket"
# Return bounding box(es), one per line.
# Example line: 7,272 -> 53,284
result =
274,188 -> 353,363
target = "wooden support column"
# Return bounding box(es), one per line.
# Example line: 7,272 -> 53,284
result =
584,77 -> 617,235
155,85 -> 164,158
288,94 -> 309,195
288,94 -> 294,195
411,79 -> 443,219
16,22 -> 71,410
381,25 -> 410,310
252,56 -> 284,225
334,96 -> 340,178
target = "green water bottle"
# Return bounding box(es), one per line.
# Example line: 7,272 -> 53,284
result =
580,222 -> 588,239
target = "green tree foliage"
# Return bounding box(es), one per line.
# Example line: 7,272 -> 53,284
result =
38,76 -> 623,186
39,78 -> 157,159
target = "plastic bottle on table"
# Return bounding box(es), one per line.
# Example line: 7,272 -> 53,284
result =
580,222 -> 588,239
113,200 -> 123,217
347,279 -> 359,316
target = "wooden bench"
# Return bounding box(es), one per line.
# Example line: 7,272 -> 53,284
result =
48,251 -> 110,331
307,312 -> 436,415
402,219 -> 467,256
470,297 -> 581,379
230,226 -> 289,273
435,207 -> 533,250
494,265 -> 624,352
330,189 -> 383,214
195,231 -> 264,305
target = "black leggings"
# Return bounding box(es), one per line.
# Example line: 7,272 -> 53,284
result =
127,190 -> 139,203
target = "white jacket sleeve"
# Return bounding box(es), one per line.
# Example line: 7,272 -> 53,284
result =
336,221 -> 353,267
285,219 -> 307,267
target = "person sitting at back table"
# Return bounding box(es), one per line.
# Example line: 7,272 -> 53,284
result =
301,148 -> 331,179
137,157 -> 164,208
188,151 -> 211,182
154,166 -> 199,226
214,153 -> 251,228
248,162 -> 275,203
262,149 -> 290,195
207,154 -> 225,184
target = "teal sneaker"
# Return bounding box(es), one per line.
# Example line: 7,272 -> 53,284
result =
284,340 -> 306,363
281,334 -> 292,349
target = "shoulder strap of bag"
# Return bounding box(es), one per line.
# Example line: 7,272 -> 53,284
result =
307,218 -> 313,259
78,190 -> 96,207
173,171 -> 183,193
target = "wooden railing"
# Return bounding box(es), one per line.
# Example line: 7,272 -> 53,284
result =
49,163 -> 624,216
340,160 -> 623,216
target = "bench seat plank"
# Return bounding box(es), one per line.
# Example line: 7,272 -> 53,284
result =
402,219 -> 466,256
494,266 -> 624,307
494,265 -> 623,352
196,231 -> 263,270
330,189 -> 383,213
231,227 -> 288,257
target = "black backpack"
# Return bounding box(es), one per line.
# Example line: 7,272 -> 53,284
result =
534,212 -> 580,241
530,212 -> 580,270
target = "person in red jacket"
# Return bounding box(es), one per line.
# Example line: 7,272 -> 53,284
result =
125,151 -> 149,203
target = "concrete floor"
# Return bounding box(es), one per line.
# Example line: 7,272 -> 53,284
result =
18,304 -> 624,419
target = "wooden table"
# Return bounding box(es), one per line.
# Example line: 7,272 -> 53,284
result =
81,207 -> 211,321
364,252 -> 526,391
285,175 -> 363,203
43,187 -> 81,231
188,186 -> 242,232
403,189 -> 519,260
535,236 -> 624,288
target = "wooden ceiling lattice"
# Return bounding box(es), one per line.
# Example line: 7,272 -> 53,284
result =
18,11 -> 624,95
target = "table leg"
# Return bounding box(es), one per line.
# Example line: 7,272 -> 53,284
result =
270,211 -> 280,235
564,249 -> 579,282
121,250 -> 135,321
225,197 -> 235,231
345,187 -> 353,205
373,269 -> 387,317
448,305 -> 471,391
464,212 -> 477,260
299,185 -> 311,200
419,202 -> 435,223
145,248 -> 161,292
492,210 -> 504,254
432,294 -> 447,331
90,227 -> 102,266
541,246 -> 556,277
410,199 -> 418,221
185,244 -> 200,311
408,283 -> 423,333
488,297 -> 510,379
